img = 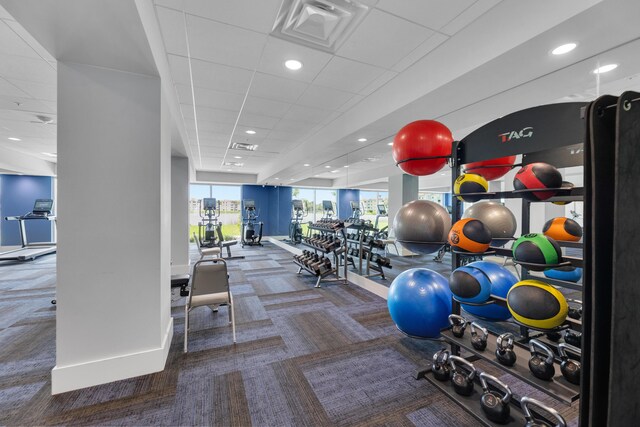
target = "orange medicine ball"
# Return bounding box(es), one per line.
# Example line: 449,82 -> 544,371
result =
542,217 -> 582,242
448,218 -> 492,253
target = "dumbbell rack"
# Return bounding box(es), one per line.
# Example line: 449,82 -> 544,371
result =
293,223 -> 348,288
418,102 -> 592,426
343,223 -> 392,279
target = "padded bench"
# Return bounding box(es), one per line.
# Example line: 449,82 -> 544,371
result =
171,274 -> 190,297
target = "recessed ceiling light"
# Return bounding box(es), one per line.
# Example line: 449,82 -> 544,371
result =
552,43 -> 577,55
358,138 -> 367,142
325,165 -> 331,168
227,169 -> 232,172
343,165 -> 349,168
245,130 -> 256,135
289,178 -> 294,181
387,142 -> 393,146
331,170 -> 339,173
284,59 -> 303,71
233,156 -> 242,159
8,137 -> 21,141
275,177 -> 280,180
303,163 -> 310,167
314,174 -> 319,177
593,63 -> 618,74
41,152 -> 57,157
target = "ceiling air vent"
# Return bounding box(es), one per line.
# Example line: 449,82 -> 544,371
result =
271,0 -> 370,53
231,142 -> 258,151
223,161 -> 244,167
361,156 -> 380,163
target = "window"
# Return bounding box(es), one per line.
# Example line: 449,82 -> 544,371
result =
292,188 -> 338,236
189,184 -> 241,241
360,191 -> 388,230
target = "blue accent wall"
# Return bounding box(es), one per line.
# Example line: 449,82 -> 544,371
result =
1,175 -> 53,246
241,185 -> 292,236
337,189 -> 359,219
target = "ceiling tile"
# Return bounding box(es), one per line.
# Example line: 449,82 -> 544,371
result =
358,70 -> 398,97
258,36 -> 333,83
312,56 -> 385,93
156,0 -> 282,34
242,96 -> 291,118
440,0 -> 502,36
283,105 -> 332,124
336,94 -> 365,112
181,105 -> 239,124
375,0 -> 475,31
248,72 -> 309,103
176,84 -> 245,110
155,6 -> 187,56
7,79 -> 56,101
336,9 -> 433,69
392,33 -> 449,72
296,85 -> 355,111
0,54 -> 56,84
168,54 -> 253,94
186,14 -> 266,69
237,112 -> 281,130
0,77 -> 30,98
0,20 -> 41,59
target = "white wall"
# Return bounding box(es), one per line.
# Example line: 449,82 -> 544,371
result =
53,62 -> 172,394
171,156 -> 189,275
388,173 -> 419,256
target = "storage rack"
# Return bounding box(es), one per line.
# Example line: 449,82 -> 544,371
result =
294,222 -> 348,288
343,221 -> 392,279
420,102 -> 591,426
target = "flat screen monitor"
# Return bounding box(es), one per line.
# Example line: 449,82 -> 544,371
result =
322,200 -> 333,211
244,199 -> 255,209
377,204 -> 387,215
292,199 -> 303,210
350,201 -> 359,210
203,198 -> 216,210
33,199 -> 53,214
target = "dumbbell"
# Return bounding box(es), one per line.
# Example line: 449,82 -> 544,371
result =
564,330 -> 581,347
448,314 -> 468,338
528,339 -> 555,381
521,397 -> 567,427
558,343 -> 581,385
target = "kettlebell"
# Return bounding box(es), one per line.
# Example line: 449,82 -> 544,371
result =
479,372 -> 512,424
449,355 -> 476,396
521,396 -> 567,427
528,339 -> 555,381
558,343 -> 581,385
448,314 -> 468,338
470,322 -> 488,351
564,330 -> 582,348
431,348 -> 451,382
495,333 -> 517,367
567,298 -> 582,320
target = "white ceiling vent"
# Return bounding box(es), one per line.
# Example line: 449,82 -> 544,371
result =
231,142 -> 258,151
271,0 -> 370,52
223,161 -> 245,167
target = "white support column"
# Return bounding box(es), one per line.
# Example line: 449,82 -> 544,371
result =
388,173 -> 419,256
53,62 -> 172,394
171,156 -> 190,275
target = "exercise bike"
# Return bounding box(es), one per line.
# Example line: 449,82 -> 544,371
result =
241,199 -> 263,247
198,198 -> 219,247
288,199 -> 306,244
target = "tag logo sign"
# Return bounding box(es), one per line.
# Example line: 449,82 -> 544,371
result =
498,127 -> 533,143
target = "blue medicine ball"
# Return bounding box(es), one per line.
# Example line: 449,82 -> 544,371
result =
544,266 -> 583,283
458,261 -> 518,320
449,264 -> 492,304
387,268 -> 452,338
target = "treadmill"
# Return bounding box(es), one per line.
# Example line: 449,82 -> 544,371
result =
0,199 -> 57,262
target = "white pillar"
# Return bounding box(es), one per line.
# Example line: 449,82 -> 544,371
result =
388,173 -> 419,256
171,156 -> 190,275
53,62 -> 172,394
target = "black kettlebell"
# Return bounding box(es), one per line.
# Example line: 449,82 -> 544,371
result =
564,330 -> 582,348
567,298 -> 582,320
528,339 -> 556,381
522,396 -> 567,427
479,372 -> 512,424
558,343 -> 581,385
495,333 -> 516,367
470,322 -> 488,351
449,355 -> 476,396
448,314 -> 468,338
431,349 -> 451,382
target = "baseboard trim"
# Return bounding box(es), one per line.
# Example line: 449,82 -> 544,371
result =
51,318 -> 173,395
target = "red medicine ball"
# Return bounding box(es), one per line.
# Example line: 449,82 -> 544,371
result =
464,155 -> 517,181
393,120 -> 453,176
513,162 -> 562,201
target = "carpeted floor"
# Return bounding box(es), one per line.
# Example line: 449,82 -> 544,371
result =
0,242 -> 577,426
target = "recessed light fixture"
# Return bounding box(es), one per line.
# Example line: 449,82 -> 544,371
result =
303,163 -> 310,167
284,59 -> 303,71
245,130 -> 256,135
552,43 -> 577,55
387,142 -> 393,146
233,156 -> 243,159
275,177 -> 280,180
343,165 -> 349,168
41,152 -> 57,157
227,169 -> 233,172
289,178 -> 294,181
331,170 -> 339,173
325,165 -> 331,168
358,138 -> 367,142
314,174 -> 319,177
593,63 -> 618,74
8,137 -> 21,141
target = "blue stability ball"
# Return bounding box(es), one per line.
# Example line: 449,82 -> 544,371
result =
544,266 -> 583,283
387,268 -> 452,338
459,261 -> 518,320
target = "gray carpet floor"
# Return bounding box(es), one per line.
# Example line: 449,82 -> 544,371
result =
0,242 -> 578,426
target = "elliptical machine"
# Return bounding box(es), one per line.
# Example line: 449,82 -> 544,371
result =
321,200 -> 334,220
288,199 -> 306,244
241,199 -> 263,247
348,201 -> 362,221
198,198 -> 219,247
374,204 -> 389,239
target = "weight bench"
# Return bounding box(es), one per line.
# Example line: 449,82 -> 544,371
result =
216,225 -> 245,260
171,274 -> 190,297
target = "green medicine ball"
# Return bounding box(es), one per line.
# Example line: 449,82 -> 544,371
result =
512,233 -> 562,271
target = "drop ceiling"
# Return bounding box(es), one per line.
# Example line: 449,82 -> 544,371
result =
1,0 -> 640,190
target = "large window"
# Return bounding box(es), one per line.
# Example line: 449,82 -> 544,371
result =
189,184 -> 241,241
292,188 -> 337,235
360,191 -> 389,230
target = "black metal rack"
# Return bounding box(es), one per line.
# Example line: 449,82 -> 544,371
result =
342,222 -> 392,279
294,223 -> 348,288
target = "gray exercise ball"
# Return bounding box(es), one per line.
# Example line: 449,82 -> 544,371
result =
393,200 -> 451,254
462,201 -> 517,245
